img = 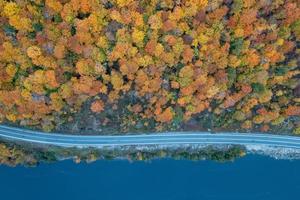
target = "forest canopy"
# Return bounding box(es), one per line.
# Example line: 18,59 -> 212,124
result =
0,0 -> 299,134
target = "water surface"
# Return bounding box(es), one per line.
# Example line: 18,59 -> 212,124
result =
0,155 -> 299,200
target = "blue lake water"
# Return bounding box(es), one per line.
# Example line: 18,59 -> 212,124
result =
0,155 -> 299,200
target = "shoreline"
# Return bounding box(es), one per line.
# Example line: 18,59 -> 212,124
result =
1,124 -> 300,166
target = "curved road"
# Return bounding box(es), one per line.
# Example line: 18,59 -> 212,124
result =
0,125 -> 300,149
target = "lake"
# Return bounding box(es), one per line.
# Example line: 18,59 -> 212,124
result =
0,155 -> 299,200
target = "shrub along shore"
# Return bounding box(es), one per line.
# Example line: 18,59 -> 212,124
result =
0,139 -> 246,166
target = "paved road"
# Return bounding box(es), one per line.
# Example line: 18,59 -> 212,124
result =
0,125 -> 300,149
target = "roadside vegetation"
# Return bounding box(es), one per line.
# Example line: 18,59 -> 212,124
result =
0,0 -> 299,134
0,140 -> 246,166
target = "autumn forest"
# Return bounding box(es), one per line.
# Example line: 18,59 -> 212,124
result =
0,0 -> 299,134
